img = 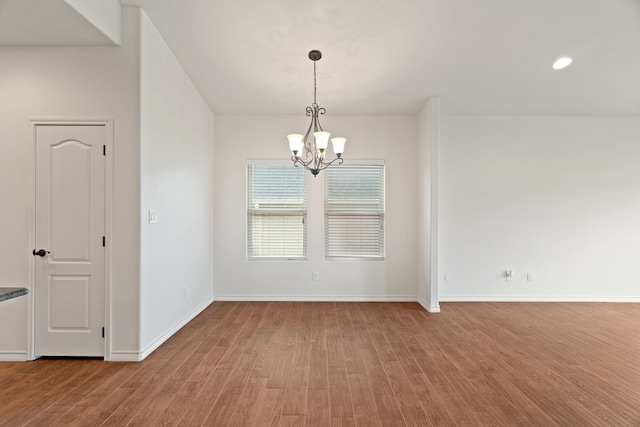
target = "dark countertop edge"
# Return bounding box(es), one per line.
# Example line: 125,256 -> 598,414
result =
0,288 -> 29,302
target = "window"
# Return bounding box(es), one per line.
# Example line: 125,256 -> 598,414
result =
247,162 -> 306,259
325,163 -> 385,260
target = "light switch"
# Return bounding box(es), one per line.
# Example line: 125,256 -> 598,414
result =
149,210 -> 158,224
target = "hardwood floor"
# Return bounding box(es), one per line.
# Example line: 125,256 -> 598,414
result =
1,302 -> 639,426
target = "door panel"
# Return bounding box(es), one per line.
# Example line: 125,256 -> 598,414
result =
49,276 -> 90,330
50,140 -> 92,261
34,124 -> 106,357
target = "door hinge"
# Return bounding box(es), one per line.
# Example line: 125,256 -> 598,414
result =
103,145 -> 106,156
102,327 -> 105,338
102,236 -> 105,247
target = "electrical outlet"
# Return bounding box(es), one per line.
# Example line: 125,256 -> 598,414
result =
527,273 -> 533,282
445,273 -> 452,282
506,270 -> 514,281
149,210 -> 158,224
312,272 -> 320,281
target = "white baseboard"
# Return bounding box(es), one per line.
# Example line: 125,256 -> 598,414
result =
439,295 -> 640,303
214,295 -> 418,302
109,351 -> 143,362
0,351 -> 28,362
110,297 -> 214,362
418,297 -> 441,313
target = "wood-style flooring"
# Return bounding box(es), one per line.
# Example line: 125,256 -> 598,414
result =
1,301 -> 639,426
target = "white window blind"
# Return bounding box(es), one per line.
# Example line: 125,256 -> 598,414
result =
325,164 -> 385,260
247,163 -> 306,259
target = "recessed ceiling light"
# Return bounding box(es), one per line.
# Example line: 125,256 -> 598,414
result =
552,57 -> 572,70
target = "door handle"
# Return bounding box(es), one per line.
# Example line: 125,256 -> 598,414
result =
33,249 -> 50,257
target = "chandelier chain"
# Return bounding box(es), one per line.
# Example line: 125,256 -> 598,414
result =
313,61 -> 317,106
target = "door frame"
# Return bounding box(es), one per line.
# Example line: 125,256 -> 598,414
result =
28,118 -> 114,361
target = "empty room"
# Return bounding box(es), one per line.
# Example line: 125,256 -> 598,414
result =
1,0 -> 639,425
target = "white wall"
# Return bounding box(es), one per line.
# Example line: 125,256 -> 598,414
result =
417,98 -> 440,312
439,116 -> 640,301
139,11 -> 214,356
214,115 -> 418,300
0,7 -> 141,359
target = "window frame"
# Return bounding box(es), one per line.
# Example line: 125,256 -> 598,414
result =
246,160 -> 307,261
324,160 -> 385,261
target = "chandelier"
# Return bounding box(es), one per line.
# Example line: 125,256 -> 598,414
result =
288,50 -> 346,177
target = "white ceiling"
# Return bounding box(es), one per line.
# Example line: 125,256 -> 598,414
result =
0,0 -> 116,46
3,0 -> 640,116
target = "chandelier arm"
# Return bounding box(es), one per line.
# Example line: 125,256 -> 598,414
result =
317,156 -> 344,171
292,155 -> 323,177
302,117 -> 314,156
315,107 -> 325,132
297,153 -> 315,167
292,155 -> 314,169
311,105 -> 319,134
292,155 -> 343,177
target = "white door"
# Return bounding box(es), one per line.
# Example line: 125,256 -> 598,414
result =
34,124 -> 106,357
